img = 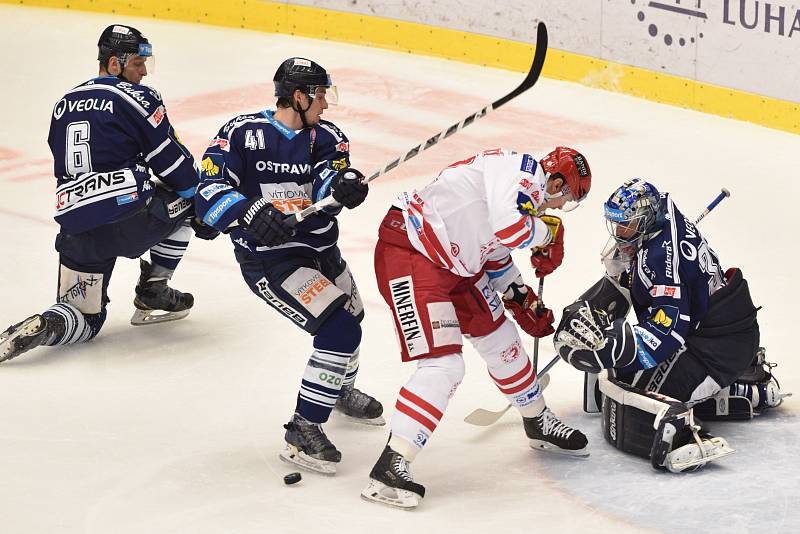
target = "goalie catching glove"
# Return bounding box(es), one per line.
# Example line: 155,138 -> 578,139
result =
530,215 -> 564,278
502,279 -> 554,338
554,299 -> 636,372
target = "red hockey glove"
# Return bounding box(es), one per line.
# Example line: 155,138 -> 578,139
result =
531,215 -> 564,278
502,284 -> 555,338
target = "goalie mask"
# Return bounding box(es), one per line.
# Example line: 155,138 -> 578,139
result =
603,179 -> 665,264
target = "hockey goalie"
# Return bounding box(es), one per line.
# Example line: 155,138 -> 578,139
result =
554,179 -> 790,473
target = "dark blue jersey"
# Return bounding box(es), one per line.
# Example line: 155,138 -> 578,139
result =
195,110 -> 351,260
622,193 -> 726,370
48,76 -> 198,234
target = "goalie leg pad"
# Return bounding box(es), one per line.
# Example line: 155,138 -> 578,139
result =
599,373 -> 735,471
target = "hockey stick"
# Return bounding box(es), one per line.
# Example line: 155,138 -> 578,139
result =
463,353 -> 561,426
532,276 -> 545,371
694,188 -> 730,225
290,22 -> 549,224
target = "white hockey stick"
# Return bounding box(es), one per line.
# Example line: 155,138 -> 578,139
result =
463,353 -> 560,426
288,22 -> 550,225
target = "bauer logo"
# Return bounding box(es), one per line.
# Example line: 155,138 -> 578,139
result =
167,196 -> 192,218
520,154 -> 537,175
389,276 -> 429,357
255,278 -> 307,326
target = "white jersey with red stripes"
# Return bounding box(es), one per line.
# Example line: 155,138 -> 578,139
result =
394,148 -> 552,286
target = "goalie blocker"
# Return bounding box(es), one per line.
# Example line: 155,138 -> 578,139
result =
599,371 -> 734,472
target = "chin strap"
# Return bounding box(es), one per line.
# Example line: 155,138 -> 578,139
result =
292,94 -> 313,128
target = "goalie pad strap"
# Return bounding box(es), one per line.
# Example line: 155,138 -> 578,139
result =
599,372 -> 683,460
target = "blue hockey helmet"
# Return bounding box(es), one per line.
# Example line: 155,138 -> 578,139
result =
273,57 -> 338,105
97,24 -> 152,68
604,179 -> 665,248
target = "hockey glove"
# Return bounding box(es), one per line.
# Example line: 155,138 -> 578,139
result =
502,282 -> 555,338
191,217 -> 221,240
554,300 -> 636,373
530,215 -> 564,278
331,167 -> 369,209
237,197 -> 295,247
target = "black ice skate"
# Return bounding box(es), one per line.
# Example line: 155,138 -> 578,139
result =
279,413 -> 342,476
131,259 -> 194,325
361,445 -> 425,509
0,313 -> 64,363
524,407 -> 589,456
334,384 -> 385,426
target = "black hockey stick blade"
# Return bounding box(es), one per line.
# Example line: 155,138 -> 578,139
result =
292,21 -> 549,224
492,22 -> 548,110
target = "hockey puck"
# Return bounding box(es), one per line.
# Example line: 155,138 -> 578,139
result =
283,472 -> 302,485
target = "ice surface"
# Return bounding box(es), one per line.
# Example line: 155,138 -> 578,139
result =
1,5 -> 797,534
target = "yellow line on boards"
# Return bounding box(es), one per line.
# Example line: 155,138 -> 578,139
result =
7,0 -> 798,134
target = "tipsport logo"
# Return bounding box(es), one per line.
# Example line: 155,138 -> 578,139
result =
630,0 -> 708,47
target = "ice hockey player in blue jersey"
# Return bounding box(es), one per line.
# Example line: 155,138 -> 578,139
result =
0,24 -> 216,363
554,179 -> 789,472
194,57 -> 383,475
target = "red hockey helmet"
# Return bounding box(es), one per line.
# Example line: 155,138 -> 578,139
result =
540,147 -> 591,210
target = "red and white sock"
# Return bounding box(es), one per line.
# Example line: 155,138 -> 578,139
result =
389,354 -> 465,458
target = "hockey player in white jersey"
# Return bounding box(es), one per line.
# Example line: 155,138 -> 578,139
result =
362,147 -> 592,509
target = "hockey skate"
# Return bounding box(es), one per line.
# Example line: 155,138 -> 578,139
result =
651,403 -> 735,473
0,313 -> 64,363
744,347 -> 791,411
333,384 -> 385,426
131,259 -> 194,325
361,445 -> 425,510
279,414 -> 341,476
524,407 -> 589,457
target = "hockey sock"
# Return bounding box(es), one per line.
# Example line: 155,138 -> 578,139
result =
149,221 -> 191,273
391,354 -> 465,453
42,303 -> 100,345
472,320 -> 545,418
388,434 -> 420,462
342,348 -> 360,388
298,307 -> 362,424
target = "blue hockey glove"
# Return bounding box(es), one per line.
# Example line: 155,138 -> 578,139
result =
331,168 -> 369,209
191,217 -> 220,240
237,197 -> 295,247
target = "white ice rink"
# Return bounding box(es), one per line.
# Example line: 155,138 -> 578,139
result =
1,5 -> 798,533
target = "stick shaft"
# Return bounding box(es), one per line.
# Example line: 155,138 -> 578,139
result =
292,23 -> 549,224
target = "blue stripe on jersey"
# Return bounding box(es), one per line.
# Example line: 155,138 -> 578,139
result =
486,264 -> 514,279
203,191 -> 245,226
314,167 -> 338,202
262,110 -> 296,139
635,343 -> 657,369
177,186 -> 196,198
